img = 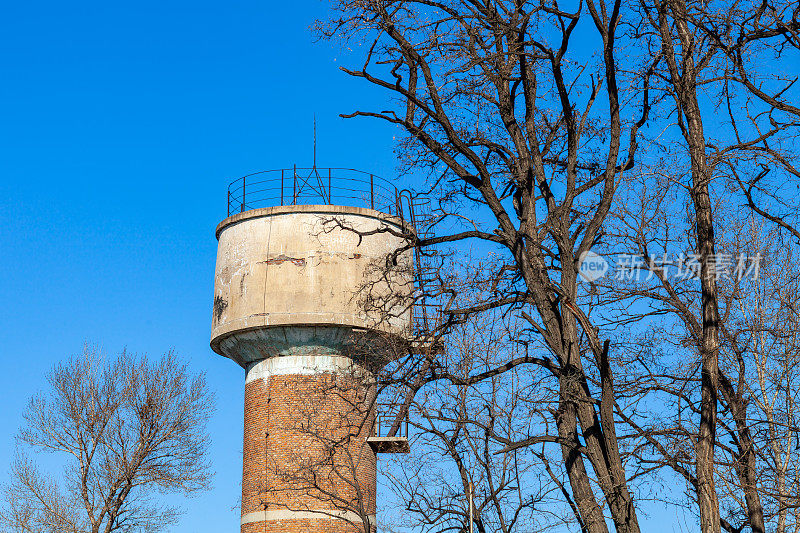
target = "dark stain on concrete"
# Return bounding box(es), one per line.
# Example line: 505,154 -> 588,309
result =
213,295 -> 228,322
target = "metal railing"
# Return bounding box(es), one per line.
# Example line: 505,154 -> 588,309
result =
226,166 -> 402,218
374,403 -> 410,438
412,302 -> 445,338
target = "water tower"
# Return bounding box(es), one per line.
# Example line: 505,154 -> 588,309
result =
211,167 -> 414,533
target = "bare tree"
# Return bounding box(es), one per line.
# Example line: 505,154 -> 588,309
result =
720,225 -> 800,533
599,0 -> 800,529
0,346 -> 214,533
317,0 -> 655,530
689,0 -> 800,240
312,0 -> 800,532
383,306 -> 587,533
597,163 -> 800,533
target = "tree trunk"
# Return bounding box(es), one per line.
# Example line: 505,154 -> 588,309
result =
655,0 -> 722,530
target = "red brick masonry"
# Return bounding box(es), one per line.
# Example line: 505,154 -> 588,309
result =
242,363 -> 377,533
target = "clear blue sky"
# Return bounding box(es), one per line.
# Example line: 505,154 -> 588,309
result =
0,1 -> 401,530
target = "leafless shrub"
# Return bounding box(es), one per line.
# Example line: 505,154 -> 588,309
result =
0,346 -> 214,533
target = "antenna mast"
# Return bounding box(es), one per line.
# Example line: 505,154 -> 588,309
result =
313,114 -> 317,170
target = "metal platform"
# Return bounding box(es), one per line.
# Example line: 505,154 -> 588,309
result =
367,436 -> 410,454
371,405 -> 411,454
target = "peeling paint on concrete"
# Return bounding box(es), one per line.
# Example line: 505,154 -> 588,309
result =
262,254 -> 306,267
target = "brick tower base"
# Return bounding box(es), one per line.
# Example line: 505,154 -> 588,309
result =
240,354 -> 377,533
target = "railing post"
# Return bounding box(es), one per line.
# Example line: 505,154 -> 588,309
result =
240,176 -> 246,213
370,174 -> 374,210
280,169 -> 284,206
328,168 -> 332,204
227,189 -> 230,218
293,164 -> 297,205
396,190 -> 401,218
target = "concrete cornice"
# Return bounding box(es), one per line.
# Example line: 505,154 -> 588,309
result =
216,204 -> 411,239
244,355 -> 373,384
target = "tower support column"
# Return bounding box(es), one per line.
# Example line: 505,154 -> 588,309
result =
241,354 -> 377,533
